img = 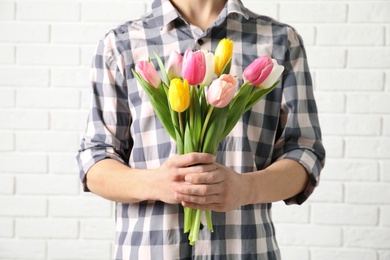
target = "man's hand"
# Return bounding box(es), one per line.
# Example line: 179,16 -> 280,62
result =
174,162 -> 246,212
151,152 -> 216,204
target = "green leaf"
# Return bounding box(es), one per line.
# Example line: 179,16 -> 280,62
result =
132,69 -> 176,139
201,106 -> 229,154
154,51 -> 170,86
222,83 -> 253,137
184,121 -> 196,153
244,80 -> 279,113
220,57 -> 232,75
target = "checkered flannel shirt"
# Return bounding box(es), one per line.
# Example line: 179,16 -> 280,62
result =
77,0 -> 326,259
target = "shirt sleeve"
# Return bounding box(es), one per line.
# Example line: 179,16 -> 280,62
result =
76,32 -> 131,191
273,27 -> 326,205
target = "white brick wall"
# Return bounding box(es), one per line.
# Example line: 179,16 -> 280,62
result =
0,0 -> 389,259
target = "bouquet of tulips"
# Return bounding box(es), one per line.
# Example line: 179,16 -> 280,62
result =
132,38 -> 284,245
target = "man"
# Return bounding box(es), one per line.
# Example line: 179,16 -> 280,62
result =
77,0 -> 326,259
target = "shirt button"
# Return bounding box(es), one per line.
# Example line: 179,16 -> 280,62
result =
197,39 -> 204,45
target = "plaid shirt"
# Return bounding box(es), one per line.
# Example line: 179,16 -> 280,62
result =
77,0 -> 325,259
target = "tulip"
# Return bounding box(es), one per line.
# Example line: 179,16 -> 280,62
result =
242,56 -> 274,86
166,51 -> 183,80
214,38 -> 233,76
200,51 -> 214,87
182,50 -> 206,85
206,74 -> 237,108
169,78 -> 190,112
135,61 -> 161,88
259,59 -> 284,89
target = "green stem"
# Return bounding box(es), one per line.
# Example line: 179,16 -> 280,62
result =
178,112 -> 184,139
205,210 -> 213,232
199,105 -> 214,149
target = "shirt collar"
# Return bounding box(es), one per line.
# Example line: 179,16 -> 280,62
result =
151,0 -> 249,29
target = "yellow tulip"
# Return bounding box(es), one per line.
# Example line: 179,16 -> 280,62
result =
169,78 -> 190,112
214,38 -> 233,76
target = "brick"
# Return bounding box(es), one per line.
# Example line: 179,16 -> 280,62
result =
243,2 -> 278,19
276,224 -> 342,247
272,201 -> 309,223
346,182 -> 390,204
349,48 -> 390,69
311,248 -> 377,260
81,89 -> 92,109
321,159 -> 379,181
0,1 -> 15,20
0,22 -> 49,43
308,181 -> 343,203
0,153 -> 47,173
0,239 -> 46,259
317,70 -> 384,91
315,92 -> 345,113
311,204 -> 378,226
384,116 -> 390,136
0,67 -> 49,87
81,45 -> 95,66
0,218 -> 13,237
387,70 -> 390,90
347,93 -> 390,114
380,161 -> 390,181
322,136 -> 344,158
346,138 -> 390,159
51,23 -> 114,44
0,89 -> 15,107
17,1 -> 80,21
49,153 -> 80,174
0,109 -> 48,130
15,131 -> 79,152
51,67 -> 90,87
48,240 -> 111,260
380,206 -> 390,227
17,89 -> 80,109
306,47 -> 346,68
82,2 -> 146,22
17,45 -> 79,65
279,247 -> 308,260
317,25 -> 385,46
379,251 -> 390,260
0,196 -> 47,217
49,196 -> 113,218
0,131 -> 14,151
319,115 -> 381,136
0,175 -> 14,194
16,218 -> 78,238
50,110 -> 88,131
281,3 -> 346,23
345,227 -> 390,249
0,45 -> 15,64
80,219 -> 115,239
293,25 -> 315,46
349,2 -> 390,23
16,175 -> 79,195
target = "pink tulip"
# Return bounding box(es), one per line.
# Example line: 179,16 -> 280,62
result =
243,56 -> 274,86
206,74 -> 237,108
182,50 -> 206,85
166,51 -> 183,80
135,61 -> 161,88
259,59 -> 284,89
